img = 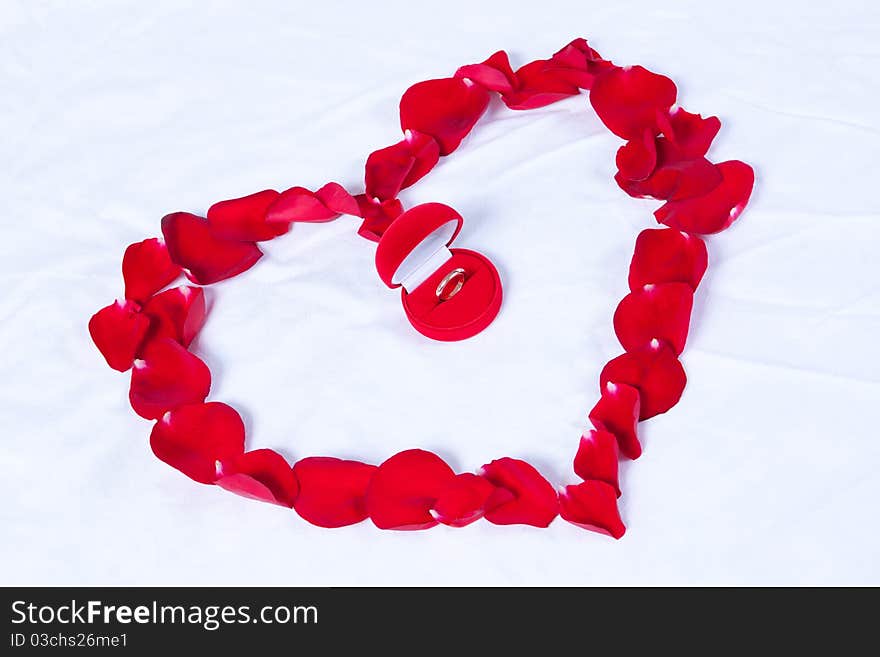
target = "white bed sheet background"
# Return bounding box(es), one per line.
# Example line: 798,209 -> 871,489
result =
1,0 -> 878,585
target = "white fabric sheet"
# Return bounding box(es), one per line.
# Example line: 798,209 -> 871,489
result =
1,0 -> 878,585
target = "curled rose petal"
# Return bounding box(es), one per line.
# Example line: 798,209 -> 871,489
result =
559,481 -> 626,539
293,457 -> 376,528
480,458 -> 558,527
265,186 -> 338,224
314,182 -> 359,217
616,129 -> 657,182
589,65 -> 677,139
600,342 -> 687,420
366,449 -> 456,530
400,77 -> 490,155
654,160 -> 755,234
399,132 -> 441,189
616,139 -> 722,201
217,449 -> 299,507
88,299 -> 150,372
129,337 -> 211,420
660,106 -> 721,158
431,473 -> 498,527
613,282 -> 694,355
141,285 -> 207,349
573,429 -> 621,496
629,228 -> 708,291
354,195 -> 404,242
365,131 -> 440,200
122,238 -> 181,304
589,381 -> 641,459
206,189 -> 287,242
548,38 -> 614,88
149,401 -> 245,484
161,212 -> 262,285
501,60 -> 580,110
455,50 -> 518,93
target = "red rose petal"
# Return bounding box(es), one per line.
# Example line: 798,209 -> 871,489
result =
217,449 -> 299,507
365,141 -> 411,201
431,473 -> 498,527
400,132 -> 441,189
616,139 -> 723,201
141,285 -> 207,349
661,106 -> 721,158
559,481 -> 626,539
501,60 -> 581,110
590,65 -> 677,139
129,337 -> 211,420
122,238 -> 181,304
480,458 -> 559,527
149,401 -> 245,484
613,282 -> 694,355
400,77 -> 490,155
662,157 -> 725,201
550,38 -> 615,83
551,38 -> 600,69
314,182 -> 359,216
161,212 -> 262,285
654,160 -> 755,234
206,189 -> 287,242
600,342 -> 687,420
365,131 -> 440,201
292,457 -> 376,528
455,50 -> 518,93
264,186 -> 337,224
88,299 -> 150,372
354,195 -> 404,242
366,449 -> 456,530
629,228 -> 708,291
548,38 -> 614,88
616,129 -> 657,182
589,382 -> 641,459
573,430 -> 621,496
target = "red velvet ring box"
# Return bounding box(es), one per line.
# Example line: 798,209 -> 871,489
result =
375,203 -> 502,341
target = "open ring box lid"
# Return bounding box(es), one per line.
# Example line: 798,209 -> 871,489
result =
375,203 -> 502,341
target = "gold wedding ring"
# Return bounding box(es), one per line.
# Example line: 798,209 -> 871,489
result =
436,268 -> 467,301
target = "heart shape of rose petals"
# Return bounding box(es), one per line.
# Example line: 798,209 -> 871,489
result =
89,38 -> 755,540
